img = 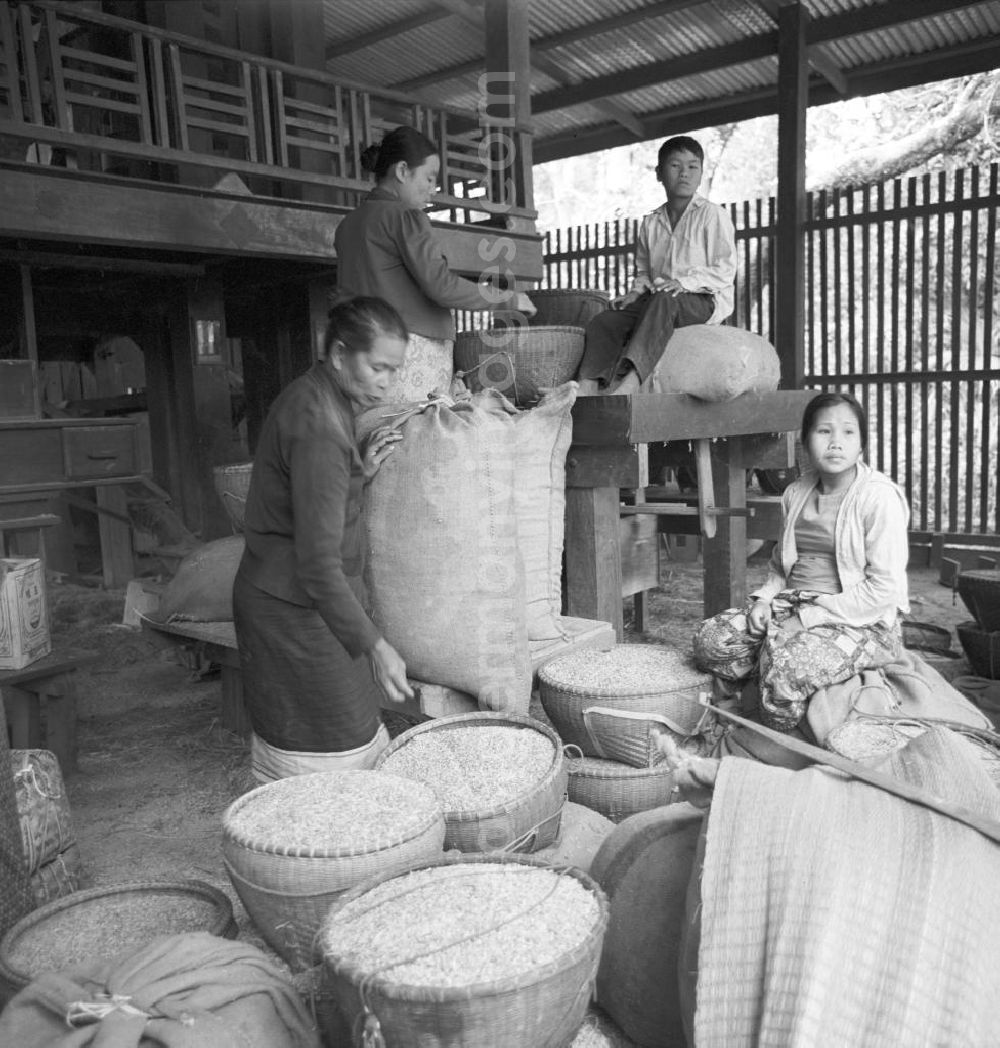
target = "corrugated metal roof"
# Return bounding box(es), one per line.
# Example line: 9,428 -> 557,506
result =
319,0 -> 1000,160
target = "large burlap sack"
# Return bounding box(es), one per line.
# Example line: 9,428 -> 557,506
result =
363,391 -> 532,713
155,536 -> 244,623
645,324 -> 780,401
513,383 -> 576,642
0,931 -> 321,1048
12,749 -> 74,872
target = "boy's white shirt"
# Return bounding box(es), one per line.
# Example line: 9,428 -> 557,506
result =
630,195 -> 738,324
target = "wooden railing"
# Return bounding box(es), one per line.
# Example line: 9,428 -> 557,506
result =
0,0 -> 533,224
543,162 -> 1000,536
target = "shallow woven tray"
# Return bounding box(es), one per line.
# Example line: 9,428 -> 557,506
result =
538,645 -> 713,760
375,712 -> 567,854
320,853 -> 608,1048
0,880 -> 237,996
901,620 -> 957,657
454,325 -> 585,406
566,753 -> 676,824
957,570 -> 1000,632
958,621 -> 1000,680
222,770 -> 446,970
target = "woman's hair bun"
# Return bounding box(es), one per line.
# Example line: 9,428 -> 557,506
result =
359,143 -> 381,175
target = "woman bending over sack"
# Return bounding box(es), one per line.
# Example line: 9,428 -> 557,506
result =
335,124 -> 536,401
693,391 -> 908,732
234,296 -> 414,782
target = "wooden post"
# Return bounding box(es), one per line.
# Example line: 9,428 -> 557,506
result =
565,486 -> 624,640
775,1 -> 808,390
483,0 -> 534,218
702,437 -> 748,617
96,485 -> 134,587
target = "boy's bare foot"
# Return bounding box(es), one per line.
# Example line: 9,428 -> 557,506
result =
609,369 -> 641,396
577,378 -> 600,396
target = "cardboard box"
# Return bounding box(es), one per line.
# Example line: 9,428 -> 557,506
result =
0,558 -> 51,670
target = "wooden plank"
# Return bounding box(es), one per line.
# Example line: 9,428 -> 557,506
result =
620,514 -> 658,600
565,486 -> 624,641
571,391 -> 814,445
96,485 -> 133,587
566,445 -> 645,489
701,436 -> 748,616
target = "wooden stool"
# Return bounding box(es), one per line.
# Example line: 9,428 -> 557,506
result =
1,649 -> 97,773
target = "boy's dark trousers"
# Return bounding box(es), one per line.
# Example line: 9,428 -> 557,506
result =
577,288 -> 714,387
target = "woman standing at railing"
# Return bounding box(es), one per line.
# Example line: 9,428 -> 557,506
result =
335,125 -> 536,402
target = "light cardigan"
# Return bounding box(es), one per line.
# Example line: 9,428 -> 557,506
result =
751,461 -> 911,629
629,195 -> 737,324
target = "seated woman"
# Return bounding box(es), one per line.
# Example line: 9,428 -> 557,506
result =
693,391 -> 908,732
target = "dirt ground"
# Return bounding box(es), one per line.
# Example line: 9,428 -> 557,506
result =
41,550 -> 975,962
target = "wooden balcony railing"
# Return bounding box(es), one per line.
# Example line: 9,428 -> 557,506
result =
0,0 -> 534,226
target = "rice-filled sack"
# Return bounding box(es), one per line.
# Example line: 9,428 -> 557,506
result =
0,932 -> 321,1048
362,390 -> 532,713
154,535 -> 244,623
644,324 -> 780,401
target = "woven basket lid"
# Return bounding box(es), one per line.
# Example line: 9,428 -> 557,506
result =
222,770 -> 443,858
539,645 -> 709,696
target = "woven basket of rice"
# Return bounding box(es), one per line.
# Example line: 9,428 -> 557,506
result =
957,570 -> 1000,633
539,645 -> 713,764
958,621 -> 1000,680
319,853 -> 608,1048
221,770 -> 446,971
376,712 -> 567,853
0,880 -> 237,999
566,754 -> 676,824
454,325 -> 585,406
212,462 -> 253,531
526,289 -> 610,328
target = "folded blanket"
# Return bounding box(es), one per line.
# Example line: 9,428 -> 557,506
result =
693,728 -> 1000,1047
806,645 -> 991,743
0,932 -> 320,1048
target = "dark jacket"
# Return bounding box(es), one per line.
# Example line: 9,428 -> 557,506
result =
334,186 -> 514,339
237,363 -> 379,658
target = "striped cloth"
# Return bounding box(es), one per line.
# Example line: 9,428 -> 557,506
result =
695,729 -> 1000,1047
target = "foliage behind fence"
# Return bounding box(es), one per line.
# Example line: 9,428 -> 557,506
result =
542,162 -> 1000,536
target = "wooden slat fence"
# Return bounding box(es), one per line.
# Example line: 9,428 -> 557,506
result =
542,162 -> 1000,536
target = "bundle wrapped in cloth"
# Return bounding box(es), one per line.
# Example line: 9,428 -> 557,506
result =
681,726 -> 1000,1047
0,932 -> 321,1048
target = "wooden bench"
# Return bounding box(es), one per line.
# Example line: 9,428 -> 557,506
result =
2,647 -> 98,773
143,615 -> 615,734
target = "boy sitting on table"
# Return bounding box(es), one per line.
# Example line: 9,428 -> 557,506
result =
576,135 -> 737,397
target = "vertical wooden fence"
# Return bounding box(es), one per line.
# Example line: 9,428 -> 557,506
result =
542,162 -> 1000,536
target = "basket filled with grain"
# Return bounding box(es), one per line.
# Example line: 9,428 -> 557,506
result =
565,753 -> 676,824
0,880 -> 237,999
212,462 -> 253,531
538,645 -> 713,765
454,325 -> 585,406
525,289 -> 610,328
375,712 -> 567,854
221,770 -> 446,971
319,853 -> 608,1048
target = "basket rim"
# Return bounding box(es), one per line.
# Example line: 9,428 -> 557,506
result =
0,879 -> 235,987
221,770 -> 444,857
321,852 -> 608,1001
455,325 -> 587,340
538,646 -> 711,697
566,754 -> 675,780
374,712 -> 564,822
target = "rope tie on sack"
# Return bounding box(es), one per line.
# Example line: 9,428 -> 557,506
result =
65,994 -> 151,1028
343,865 -> 576,1047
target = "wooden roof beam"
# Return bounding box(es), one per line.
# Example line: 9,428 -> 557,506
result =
392,0 -> 713,93
533,33 -> 1000,162
431,0 -> 645,138
755,0 -> 847,97
325,9 -> 453,60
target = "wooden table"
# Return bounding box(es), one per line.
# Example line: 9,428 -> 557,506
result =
565,390 -> 815,639
1,647 -> 98,772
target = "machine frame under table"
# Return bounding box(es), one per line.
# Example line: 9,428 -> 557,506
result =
565,390 -> 816,639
